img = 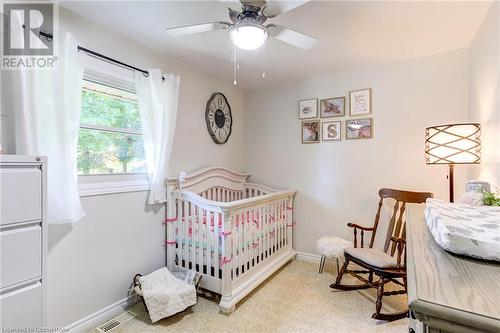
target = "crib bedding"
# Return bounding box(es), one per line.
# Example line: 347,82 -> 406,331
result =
175,228 -> 284,255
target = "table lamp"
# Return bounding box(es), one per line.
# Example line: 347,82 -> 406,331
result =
425,123 -> 481,202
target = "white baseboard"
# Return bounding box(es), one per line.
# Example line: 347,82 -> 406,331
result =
295,251 -> 322,263
64,295 -> 137,333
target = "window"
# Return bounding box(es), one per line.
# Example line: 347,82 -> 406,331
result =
77,79 -> 146,175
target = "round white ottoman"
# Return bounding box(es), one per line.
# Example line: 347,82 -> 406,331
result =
316,236 -> 352,273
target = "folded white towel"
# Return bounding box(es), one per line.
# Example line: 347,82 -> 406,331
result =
139,267 -> 197,323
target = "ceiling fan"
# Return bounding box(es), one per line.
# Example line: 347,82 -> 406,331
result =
165,0 -> 317,51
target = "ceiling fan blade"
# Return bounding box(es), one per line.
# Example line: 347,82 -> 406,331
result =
219,0 -> 243,11
263,0 -> 309,18
166,22 -> 231,37
267,24 -> 317,50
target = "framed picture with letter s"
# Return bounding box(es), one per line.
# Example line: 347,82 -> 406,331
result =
322,121 -> 341,141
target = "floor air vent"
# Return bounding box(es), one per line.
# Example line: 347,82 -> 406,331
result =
96,310 -> 136,332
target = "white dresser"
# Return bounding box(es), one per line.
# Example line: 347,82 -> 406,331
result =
0,155 -> 47,328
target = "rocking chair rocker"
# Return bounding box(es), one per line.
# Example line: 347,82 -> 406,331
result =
330,188 -> 433,321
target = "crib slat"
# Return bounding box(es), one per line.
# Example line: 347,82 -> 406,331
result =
214,211 -> 220,278
281,199 -> 286,249
276,202 -> 280,251
264,205 -> 268,258
282,200 -> 286,247
195,203 -> 200,272
193,206 -> 201,273
239,212 -> 244,275
198,206 -> 203,274
188,202 -> 194,270
245,210 -> 249,272
182,200 -> 187,269
274,202 -> 278,253
200,207 -> 206,275
234,212 -> 239,277
237,212 -> 242,275
243,211 -> 248,272
233,212 -> 238,278
253,208 -> 257,267
221,211 -> 231,298
272,202 -> 276,254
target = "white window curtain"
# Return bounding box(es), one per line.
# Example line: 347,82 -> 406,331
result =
4,33 -> 85,223
135,69 -> 180,204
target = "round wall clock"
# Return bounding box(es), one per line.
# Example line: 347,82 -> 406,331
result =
205,92 -> 232,144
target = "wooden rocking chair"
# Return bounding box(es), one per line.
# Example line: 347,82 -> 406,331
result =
330,188 -> 433,321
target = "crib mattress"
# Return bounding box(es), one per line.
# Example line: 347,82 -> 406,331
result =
424,198 -> 500,261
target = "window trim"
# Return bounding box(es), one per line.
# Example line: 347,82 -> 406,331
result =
78,176 -> 150,197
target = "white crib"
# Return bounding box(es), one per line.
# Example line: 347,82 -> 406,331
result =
165,167 -> 296,313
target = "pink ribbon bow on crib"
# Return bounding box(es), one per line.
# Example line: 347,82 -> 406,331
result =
163,217 -> 177,224
220,256 -> 231,266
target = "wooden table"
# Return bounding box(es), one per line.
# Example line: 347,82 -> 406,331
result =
406,207 -> 500,333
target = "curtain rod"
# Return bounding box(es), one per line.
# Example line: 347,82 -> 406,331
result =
38,30 -> 150,76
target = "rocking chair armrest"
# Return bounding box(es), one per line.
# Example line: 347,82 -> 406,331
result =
347,223 -> 376,248
347,223 -> 376,231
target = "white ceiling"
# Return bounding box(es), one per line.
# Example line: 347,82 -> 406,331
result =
61,1 -> 492,91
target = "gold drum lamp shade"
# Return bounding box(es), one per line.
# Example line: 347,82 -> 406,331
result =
425,123 -> 481,202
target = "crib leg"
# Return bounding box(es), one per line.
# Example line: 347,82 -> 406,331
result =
220,304 -> 236,315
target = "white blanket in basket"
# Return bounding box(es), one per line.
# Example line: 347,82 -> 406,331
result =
139,267 -> 196,323
424,199 -> 500,261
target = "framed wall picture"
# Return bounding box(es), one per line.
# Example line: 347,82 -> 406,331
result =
346,118 -> 373,139
349,88 -> 371,116
322,121 -> 341,141
320,97 -> 345,118
302,120 -> 320,143
299,98 -> 318,119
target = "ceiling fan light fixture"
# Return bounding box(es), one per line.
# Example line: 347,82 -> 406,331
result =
229,23 -> 268,50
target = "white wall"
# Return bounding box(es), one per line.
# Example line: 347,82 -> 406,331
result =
468,2 -> 500,189
244,50 -> 469,254
18,8 -> 245,328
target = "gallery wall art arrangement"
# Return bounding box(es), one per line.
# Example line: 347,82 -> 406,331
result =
299,88 -> 373,143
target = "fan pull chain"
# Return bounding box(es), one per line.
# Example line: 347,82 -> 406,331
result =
233,45 -> 238,86
262,42 -> 266,78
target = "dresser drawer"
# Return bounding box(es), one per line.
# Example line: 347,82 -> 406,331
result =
0,226 -> 42,289
0,282 -> 42,328
0,167 -> 42,226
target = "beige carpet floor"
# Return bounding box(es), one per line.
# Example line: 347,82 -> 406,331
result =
93,259 -> 409,333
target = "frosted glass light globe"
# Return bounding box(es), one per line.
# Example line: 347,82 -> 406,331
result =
230,24 -> 268,50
